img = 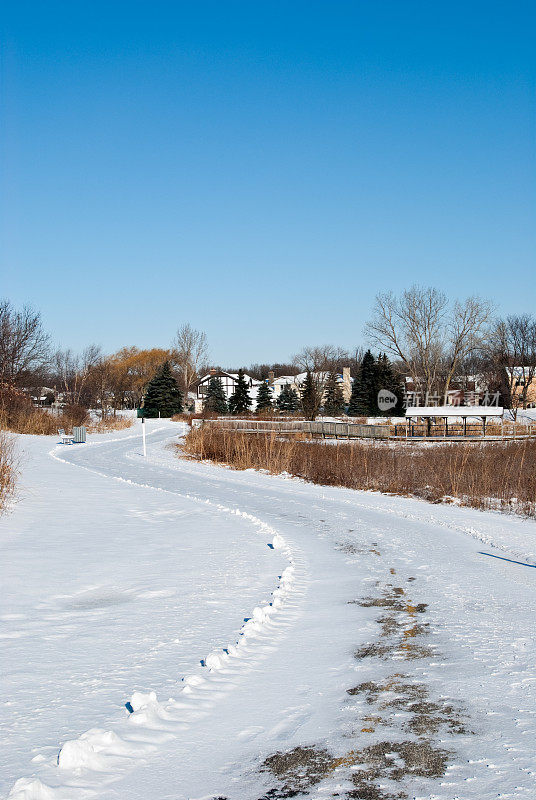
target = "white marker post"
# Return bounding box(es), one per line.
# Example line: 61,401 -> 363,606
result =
142,416 -> 147,457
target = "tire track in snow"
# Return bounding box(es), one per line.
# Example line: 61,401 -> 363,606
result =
6,437 -> 309,800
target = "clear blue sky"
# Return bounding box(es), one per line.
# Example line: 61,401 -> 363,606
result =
1,1 -> 535,365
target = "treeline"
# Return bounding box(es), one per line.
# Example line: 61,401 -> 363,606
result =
0,302 -> 209,417
201,352 -> 403,420
232,288 -> 536,418
1,284 -> 535,424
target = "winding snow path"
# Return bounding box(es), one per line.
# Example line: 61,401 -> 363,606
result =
2,420 -> 536,799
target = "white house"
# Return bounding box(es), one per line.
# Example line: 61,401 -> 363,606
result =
195,367 -> 353,412
195,370 -> 262,412
270,368 -> 352,404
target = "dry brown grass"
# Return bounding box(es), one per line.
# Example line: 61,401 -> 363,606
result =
183,426 -> 536,517
0,404 -> 89,435
0,432 -> 18,514
0,387 -> 135,435
86,415 -> 133,433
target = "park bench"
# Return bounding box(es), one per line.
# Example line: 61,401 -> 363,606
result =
58,427 -> 86,444
58,428 -> 74,445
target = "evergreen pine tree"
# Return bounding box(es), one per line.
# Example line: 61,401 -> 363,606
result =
374,353 -> 404,415
322,371 -> 345,416
389,361 -> 405,414
276,383 -> 299,412
300,370 -> 320,420
203,376 -> 228,414
255,380 -> 273,412
347,369 -> 367,416
228,369 -> 252,415
361,350 -> 378,415
348,351 -> 376,416
142,361 -> 183,418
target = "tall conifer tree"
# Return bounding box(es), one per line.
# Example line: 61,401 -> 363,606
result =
228,369 -> 252,415
375,353 -> 404,415
142,361 -> 183,417
301,370 -> 321,420
203,376 -> 228,414
255,380 -> 273,412
348,351 -> 377,416
323,371 -> 345,416
277,384 -> 299,412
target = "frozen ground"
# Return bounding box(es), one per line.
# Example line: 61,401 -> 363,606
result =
2,419 -> 536,799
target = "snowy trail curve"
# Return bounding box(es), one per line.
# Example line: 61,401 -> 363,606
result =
3,420 -> 536,800
3,425 -> 306,799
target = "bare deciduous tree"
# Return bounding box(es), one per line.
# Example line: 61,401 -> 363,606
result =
86,355 -> 116,419
292,344 -> 352,418
53,345 -> 102,406
0,300 -> 50,386
367,287 -> 447,400
491,314 -> 536,417
292,344 -> 350,418
367,286 -> 492,402
172,324 -> 209,395
292,344 -> 349,375
443,296 -> 494,402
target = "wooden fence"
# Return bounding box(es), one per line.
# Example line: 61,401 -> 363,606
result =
392,421 -> 536,440
199,418 -> 390,439
198,417 -> 536,441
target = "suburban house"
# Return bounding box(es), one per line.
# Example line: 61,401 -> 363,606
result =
270,374 -> 299,399
194,367 -> 353,412
269,367 -> 353,404
403,375 -> 487,407
195,370 -> 262,412
507,366 -> 536,408
27,387 -> 55,407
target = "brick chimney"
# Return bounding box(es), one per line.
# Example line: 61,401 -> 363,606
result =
342,366 -> 351,402
268,371 -> 275,385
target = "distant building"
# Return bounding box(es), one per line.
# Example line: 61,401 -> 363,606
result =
28,387 -> 55,407
195,370 -> 262,412
270,367 -> 352,404
507,367 -> 536,408
403,375 -> 485,407
195,366 -> 353,412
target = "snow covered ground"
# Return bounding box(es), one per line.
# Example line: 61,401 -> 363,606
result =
2,419 -> 536,799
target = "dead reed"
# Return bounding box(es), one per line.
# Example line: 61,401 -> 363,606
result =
0,432 -> 18,514
0,404 -> 89,435
183,426 -> 536,517
86,415 -> 133,433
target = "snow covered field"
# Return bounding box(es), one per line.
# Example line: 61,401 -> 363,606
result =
2,419 -> 536,799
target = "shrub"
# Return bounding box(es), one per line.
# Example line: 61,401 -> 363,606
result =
0,387 -> 89,435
